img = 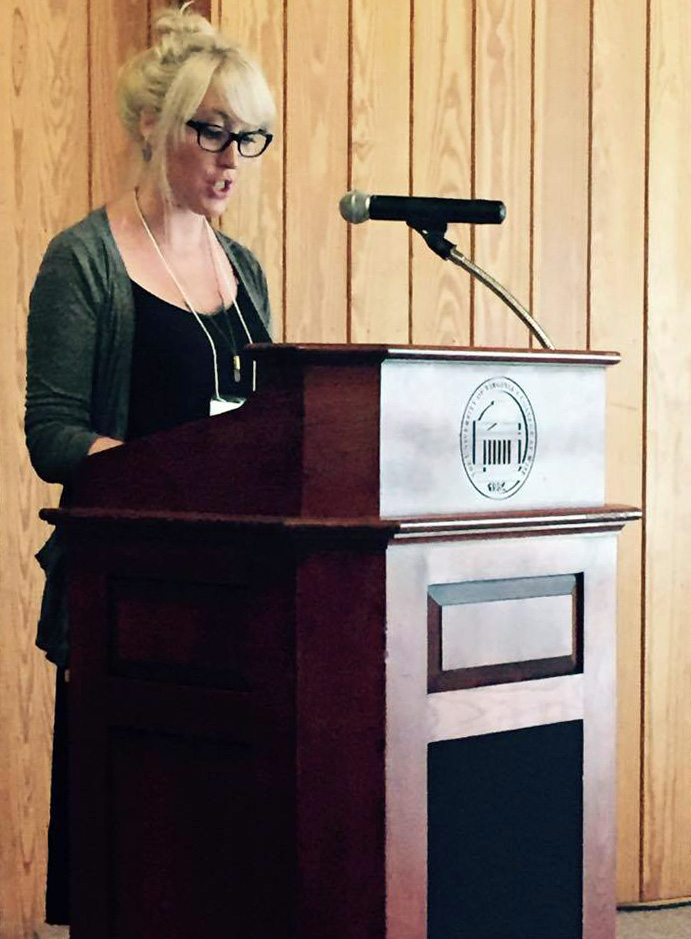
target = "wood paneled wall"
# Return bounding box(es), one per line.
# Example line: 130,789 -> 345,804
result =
1,1 -> 90,936
645,0 -> 691,900
2,0 -> 691,934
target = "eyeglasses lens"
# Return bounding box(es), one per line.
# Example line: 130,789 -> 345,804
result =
237,134 -> 269,158
196,125 -> 270,158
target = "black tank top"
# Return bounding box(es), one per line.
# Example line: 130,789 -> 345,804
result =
127,279 -> 255,439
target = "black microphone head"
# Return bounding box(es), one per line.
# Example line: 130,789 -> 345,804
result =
339,189 -> 370,224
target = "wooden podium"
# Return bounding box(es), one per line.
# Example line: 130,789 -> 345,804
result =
44,344 -> 640,939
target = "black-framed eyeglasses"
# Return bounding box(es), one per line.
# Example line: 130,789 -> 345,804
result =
186,121 -> 273,158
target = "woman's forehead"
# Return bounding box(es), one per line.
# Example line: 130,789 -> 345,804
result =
195,84 -> 233,120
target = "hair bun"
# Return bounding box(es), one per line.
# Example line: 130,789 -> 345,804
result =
152,4 -> 216,45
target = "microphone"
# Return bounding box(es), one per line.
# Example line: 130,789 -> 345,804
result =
339,189 -> 506,227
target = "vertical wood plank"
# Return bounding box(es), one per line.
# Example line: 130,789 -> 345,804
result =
411,0 -> 473,346
644,0 -> 691,902
473,0 -> 532,348
590,0 -> 646,903
349,0 -> 410,343
0,0 -> 89,936
284,0 -> 349,342
195,0 -> 214,20
90,0 -> 149,207
533,0 -> 590,351
220,0 -> 285,338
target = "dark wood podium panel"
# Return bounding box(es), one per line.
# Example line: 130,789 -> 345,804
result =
108,730 -> 258,939
64,518 -> 390,939
41,344 -> 640,939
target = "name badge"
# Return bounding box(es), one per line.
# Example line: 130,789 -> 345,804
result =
209,396 -> 246,416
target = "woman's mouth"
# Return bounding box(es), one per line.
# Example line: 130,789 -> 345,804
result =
211,178 -> 233,196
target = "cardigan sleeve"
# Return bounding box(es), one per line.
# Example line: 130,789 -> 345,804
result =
25,231 -> 104,484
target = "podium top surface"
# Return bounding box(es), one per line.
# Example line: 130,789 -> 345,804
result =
249,343 -> 621,368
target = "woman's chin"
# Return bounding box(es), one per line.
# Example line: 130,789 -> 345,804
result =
203,191 -> 233,217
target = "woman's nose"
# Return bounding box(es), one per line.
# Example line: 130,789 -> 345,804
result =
219,141 -> 240,168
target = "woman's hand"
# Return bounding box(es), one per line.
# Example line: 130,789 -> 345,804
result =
87,436 -> 123,455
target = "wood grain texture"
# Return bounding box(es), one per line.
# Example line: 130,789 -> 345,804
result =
220,0 -> 285,339
473,0 -> 531,348
644,0 -> 691,902
532,0 -> 590,350
411,0 -> 472,346
0,0 -> 683,916
0,1 -> 89,937
590,0 -> 646,903
89,0 -> 148,207
284,0 -> 349,342
349,0 -> 410,343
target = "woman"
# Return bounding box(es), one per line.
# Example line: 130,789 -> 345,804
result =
26,5 -> 275,930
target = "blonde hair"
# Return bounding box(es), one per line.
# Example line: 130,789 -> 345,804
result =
116,4 -> 275,193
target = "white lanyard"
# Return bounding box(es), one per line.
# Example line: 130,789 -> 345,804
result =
133,190 -> 256,402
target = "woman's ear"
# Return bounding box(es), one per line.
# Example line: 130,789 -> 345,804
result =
139,109 -> 158,162
139,108 -> 158,144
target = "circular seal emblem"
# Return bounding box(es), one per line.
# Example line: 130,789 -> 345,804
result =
459,377 -> 537,500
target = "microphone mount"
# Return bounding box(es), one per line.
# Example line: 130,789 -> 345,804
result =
410,223 -> 555,351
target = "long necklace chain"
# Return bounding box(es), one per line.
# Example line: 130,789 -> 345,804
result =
132,189 -> 256,398
203,216 -> 257,388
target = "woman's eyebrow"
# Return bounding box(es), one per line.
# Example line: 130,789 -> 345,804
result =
196,108 -> 231,123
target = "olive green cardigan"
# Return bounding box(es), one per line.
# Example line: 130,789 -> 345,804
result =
25,206 -> 271,664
